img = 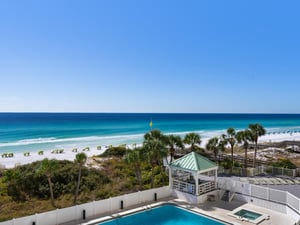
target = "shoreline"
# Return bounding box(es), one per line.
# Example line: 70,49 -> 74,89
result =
1,132 -> 300,169
0,145 -> 104,169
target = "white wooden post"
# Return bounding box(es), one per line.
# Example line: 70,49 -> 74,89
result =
56,209 -> 58,225
195,172 -> 199,196
109,197 -> 112,213
169,167 -> 172,190
293,169 -> 295,177
214,169 -> 218,189
299,196 -> 300,213
93,200 -> 95,217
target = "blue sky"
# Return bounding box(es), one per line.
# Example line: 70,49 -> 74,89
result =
0,0 -> 300,113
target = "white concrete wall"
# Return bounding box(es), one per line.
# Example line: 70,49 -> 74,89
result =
0,186 -> 171,225
219,177 -> 300,212
220,177 -> 300,222
14,215 -> 36,225
234,193 -> 287,213
237,193 -> 300,223
232,181 -> 251,195
286,206 -> 300,224
36,210 -> 58,225
94,198 -> 111,215
234,193 -> 300,222
109,195 -> 123,211
0,222 -> 11,225
171,189 -> 197,204
251,185 -> 269,200
287,192 -> 300,211
197,190 -> 219,204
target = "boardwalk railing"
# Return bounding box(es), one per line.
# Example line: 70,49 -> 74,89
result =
218,165 -> 300,177
211,154 -> 268,166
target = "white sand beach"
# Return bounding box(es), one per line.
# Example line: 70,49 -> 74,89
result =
0,146 -> 103,169
1,132 -> 300,169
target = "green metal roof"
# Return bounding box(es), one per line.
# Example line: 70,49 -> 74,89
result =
170,152 -> 217,172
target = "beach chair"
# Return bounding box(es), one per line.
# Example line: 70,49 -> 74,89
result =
38,150 -> 44,155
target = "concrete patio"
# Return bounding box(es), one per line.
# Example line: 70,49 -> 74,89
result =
173,198 -> 295,225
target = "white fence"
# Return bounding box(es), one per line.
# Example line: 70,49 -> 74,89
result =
0,186 -> 171,225
218,178 -> 300,214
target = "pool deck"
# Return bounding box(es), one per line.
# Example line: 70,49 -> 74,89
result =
61,197 -> 295,225
174,198 -> 295,225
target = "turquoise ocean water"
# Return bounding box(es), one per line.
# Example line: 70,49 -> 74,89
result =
1,113 -> 300,154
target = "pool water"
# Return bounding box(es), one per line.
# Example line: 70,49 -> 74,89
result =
233,209 -> 262,221
98,204 -> 228,225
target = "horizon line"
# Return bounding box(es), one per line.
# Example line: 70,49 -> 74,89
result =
0,112 -> 300,114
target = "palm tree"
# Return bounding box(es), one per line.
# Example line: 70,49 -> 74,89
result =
164,134 -> 184,163
144,129 -> 165,141
183,132 -> 201,152
249,123 -> 266,167
223,128 -> 236,171
74,152 -> 87,205
124,147 -> 145,190
143,130 -> 167,188
236,129 -> 252,169
37,158 -> 58,207
206,136 -> 225,162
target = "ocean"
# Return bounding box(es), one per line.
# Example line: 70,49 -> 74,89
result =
1,113 -> 300,154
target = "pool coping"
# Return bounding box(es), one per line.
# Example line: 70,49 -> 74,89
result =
227,207 -> 269,224
80,201 -> 236,225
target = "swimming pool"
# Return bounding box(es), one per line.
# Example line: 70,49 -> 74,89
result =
97,204 -> 229,225
228,208 -> 268,224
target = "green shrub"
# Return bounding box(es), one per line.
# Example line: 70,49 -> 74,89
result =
100,146 -> 127,158
3,160 -> 109,201
271,159 -> 296,169
220,158 -> 232,169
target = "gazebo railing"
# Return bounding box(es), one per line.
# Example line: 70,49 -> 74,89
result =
173,179 -> 215,195
173,179 -> 195,194
198,181 -> 215,195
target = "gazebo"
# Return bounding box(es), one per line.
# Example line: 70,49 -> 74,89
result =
168,152 -> 219,204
